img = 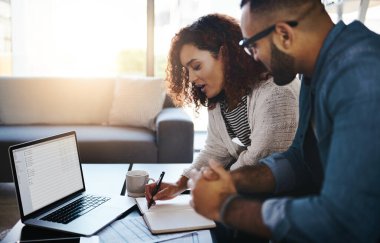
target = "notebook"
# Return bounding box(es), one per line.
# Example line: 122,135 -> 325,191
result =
135,194 -> 216,234
8,131 -> 136,236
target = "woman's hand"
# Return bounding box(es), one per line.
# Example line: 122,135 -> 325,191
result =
145,176 -> 188,204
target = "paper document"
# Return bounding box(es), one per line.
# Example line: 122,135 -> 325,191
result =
98,216 -> 194,243
161,230 -> 213,243
80,236 -> 100,243
136,195 -> 216,234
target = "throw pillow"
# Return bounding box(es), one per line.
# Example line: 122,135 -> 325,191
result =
108,77 -> 165,130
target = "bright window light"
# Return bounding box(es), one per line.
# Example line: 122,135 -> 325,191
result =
11,0 -> 146,76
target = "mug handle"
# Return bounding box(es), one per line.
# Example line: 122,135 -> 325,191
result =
147,178 -> 155,184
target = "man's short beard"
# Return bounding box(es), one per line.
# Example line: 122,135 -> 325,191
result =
270,41 -> 297,86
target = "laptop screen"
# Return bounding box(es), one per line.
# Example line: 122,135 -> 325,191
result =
11,133 -> 84,216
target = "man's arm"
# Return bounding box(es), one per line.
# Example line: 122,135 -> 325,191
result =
190,161 -> 272,238
222,196 -> 272,238
231,163 -> 276,194
231,145 -> 309,195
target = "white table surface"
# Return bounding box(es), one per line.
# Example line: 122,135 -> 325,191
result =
130,163 -> 191,183
81,163 -> 131,196
81,163 -> 192,196
2,163 -> 213,243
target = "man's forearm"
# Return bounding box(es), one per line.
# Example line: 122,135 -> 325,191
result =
231,163 -> 276,194
222,197 -> 271,238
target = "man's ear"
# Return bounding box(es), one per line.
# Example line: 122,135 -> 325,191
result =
273,22 -> 294,50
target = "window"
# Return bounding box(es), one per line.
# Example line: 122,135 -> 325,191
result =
0,0 -> 11,75
11,0 -> 146,76
3,0 -> 380,77
154,0 -> 241,78
324,0 -> 380,34
2,0 -> 379,131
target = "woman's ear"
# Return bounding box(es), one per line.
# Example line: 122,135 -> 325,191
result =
217,45 -> 225,59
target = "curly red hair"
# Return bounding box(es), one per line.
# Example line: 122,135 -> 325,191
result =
166,14 -> 268,111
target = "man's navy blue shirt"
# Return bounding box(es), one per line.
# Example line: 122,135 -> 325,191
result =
261,21 -> 380,242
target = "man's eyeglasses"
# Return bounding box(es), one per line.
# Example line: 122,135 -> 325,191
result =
239,21 -> 298,56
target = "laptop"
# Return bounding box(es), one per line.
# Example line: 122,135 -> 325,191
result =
9,131 -> 136,236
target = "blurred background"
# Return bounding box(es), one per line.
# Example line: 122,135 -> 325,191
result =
0,0 -> 379,131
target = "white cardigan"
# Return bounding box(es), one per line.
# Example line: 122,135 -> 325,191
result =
183,78 -> 300,177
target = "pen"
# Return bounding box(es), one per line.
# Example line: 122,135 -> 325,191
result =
148,171 -> 165,209
16,236 -> 82,242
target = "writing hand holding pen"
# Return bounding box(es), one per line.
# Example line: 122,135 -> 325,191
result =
147,171 -> 165,209
145,175 -> 189,203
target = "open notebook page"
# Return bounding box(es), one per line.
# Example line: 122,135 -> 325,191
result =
135,195 -> 215,234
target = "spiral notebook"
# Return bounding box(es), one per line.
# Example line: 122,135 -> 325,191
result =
135,195 -> 216,234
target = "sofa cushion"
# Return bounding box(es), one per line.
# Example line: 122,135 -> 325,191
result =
0,125 -> 157,162
108,77 -> 165,130
0,125 -> 158,181
0,77 -> 114,125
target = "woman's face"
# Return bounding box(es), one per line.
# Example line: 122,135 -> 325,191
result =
180,44 -> 224,99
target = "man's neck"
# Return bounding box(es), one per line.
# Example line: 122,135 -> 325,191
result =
301,18 -> 335,77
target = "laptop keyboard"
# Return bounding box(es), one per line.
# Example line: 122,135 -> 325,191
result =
41,195 -> 110,224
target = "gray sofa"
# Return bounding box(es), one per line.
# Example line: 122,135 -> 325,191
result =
0,77 -> 194,182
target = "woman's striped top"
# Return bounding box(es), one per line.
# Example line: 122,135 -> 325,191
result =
220,95 -> 251,147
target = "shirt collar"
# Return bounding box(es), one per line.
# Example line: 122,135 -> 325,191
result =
308,21 -> 347,88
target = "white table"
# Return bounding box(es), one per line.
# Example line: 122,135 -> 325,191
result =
2,163 -> 208,243
131,163 -> 190,183
82,163 -> 131,195
2,163 -> 132,243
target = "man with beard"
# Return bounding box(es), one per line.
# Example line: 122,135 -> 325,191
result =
188,0 -> 380,242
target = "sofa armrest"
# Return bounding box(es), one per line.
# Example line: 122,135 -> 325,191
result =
156,108 -> 194,163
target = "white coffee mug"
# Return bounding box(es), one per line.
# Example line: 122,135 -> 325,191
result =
126,170 -> 154,197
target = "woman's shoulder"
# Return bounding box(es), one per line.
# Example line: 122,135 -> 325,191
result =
252,77 -> 300,97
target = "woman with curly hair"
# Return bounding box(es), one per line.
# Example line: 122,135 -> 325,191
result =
146,14 -> 299,201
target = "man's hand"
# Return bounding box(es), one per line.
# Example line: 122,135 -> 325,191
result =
189,160 -> 237,221
200,161 -> 220,181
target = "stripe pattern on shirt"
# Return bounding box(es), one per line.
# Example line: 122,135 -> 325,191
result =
220,95 -> 251,147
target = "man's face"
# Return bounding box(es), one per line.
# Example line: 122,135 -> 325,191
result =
270,40 -> 297,86
240,3 -> 296,86
240,4 -> 271,69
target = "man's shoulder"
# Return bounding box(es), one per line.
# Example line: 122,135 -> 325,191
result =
321,21 -> 380,79
347,20 -> 378,36
318,22 -> 380,104
334,21 -> 380,57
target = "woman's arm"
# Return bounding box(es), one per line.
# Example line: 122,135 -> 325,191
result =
231,80 -> 299,170
183,107 -> 235,177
